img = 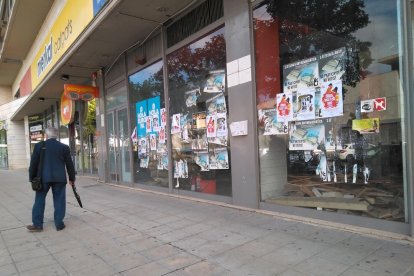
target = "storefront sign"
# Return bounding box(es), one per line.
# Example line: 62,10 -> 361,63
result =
63,84 -> 99,101
29,125 -> 42,132
30,0 -> 94,91
60,93 -> 75,125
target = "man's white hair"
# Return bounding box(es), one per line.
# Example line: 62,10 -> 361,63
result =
45,127 -> 58,139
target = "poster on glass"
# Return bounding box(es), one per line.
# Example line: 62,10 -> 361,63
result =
204,70 -> 225,93
283,56 -> 319,93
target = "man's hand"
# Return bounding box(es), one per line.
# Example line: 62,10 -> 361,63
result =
69,181 -> 75,187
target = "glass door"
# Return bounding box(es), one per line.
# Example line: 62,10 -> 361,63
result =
0,128 -> 7,169
107,107 -> 132,183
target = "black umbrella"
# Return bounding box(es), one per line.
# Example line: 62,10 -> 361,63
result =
72,185 -> 83,208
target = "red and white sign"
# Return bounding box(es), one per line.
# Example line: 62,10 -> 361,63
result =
373,97 -> 386,111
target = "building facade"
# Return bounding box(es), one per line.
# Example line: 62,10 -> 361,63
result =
0,0 -> 413,237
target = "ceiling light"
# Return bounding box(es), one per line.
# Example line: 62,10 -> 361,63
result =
60,74 -> 70,81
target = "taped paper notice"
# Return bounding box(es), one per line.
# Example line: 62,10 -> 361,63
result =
230,120 -> 248,136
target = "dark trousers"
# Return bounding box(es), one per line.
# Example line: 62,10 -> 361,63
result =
32,182 -> 66,229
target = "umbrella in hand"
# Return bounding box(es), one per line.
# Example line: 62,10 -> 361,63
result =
72,185 -> 83,208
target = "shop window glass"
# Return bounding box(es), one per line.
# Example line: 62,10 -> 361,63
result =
167,27 -> 231,196
254,0 -> 406,221
129,60 -> 168,187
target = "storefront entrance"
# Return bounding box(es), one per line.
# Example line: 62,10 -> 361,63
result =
107,107 -> 132,183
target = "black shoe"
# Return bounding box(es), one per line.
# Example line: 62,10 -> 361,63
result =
56,225 -> 65,231
26,225 -> 43,232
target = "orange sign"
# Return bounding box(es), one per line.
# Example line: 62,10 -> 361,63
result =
63,84 -> 99,101
60,92 -> 75,125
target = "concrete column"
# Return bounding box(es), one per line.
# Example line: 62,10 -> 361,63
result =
223,0 -> 259,208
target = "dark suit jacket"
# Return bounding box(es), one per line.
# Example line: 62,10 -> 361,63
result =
29,138 -> 76,184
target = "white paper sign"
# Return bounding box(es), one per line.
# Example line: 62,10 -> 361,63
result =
230,120 -> 248,136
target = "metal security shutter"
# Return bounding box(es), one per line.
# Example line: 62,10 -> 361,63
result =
167,0 -> 223,48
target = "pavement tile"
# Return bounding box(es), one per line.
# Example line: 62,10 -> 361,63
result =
182,223 -> 216,235
261,239 -> 329,267
304,227 -> 353,244
142,224 -> 175,236
10,246 -> 51,262
114,232 -> 149,245
0,250 -> 12,267
210,247 -> 257,270
171,235 -> 209,252
353,253 -> 413,275
340,267 -> 393,276
44,239 -> 86,254
156,251 -> 201,271
19,263 -> 66,276
127,237 -> 165,252
105,251 -> 150,272
278,268 -> 311,276
315,244 -> 375,265
178,260 -> 229,276
7,241 -> 44,254
157,228 -> 195,243
233,239 -> 279,257
0,263 -> 18,276
190,240 -> 237,258
120,261 -> 170,276
237,258 -> 289,276
338,234 -> 386,250
164,218 -> 196,230
293,255 -> 349,276
15,254 -> 58,273
141,244 -> 183,261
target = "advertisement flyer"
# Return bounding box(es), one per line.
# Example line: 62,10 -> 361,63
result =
289,119 -> 325,150
136,100 -> 147,137
138,137 -> 147,158
171,113 -> 181,134
192,112 -> 207,129
140,156 -> 149,168
207,94 -> 227,115
276,92 -> 293,122
209,150 -> 218,170
206,114 -> 217,138
158,126 -> 166,144
215,148 -> 229,169
145,116 -> 152,133
174,160 -> 188,178
318,47 -> 346,82
185,88 -> 200,107
148,96 -> 160,133
194,152 -> 209,171
216,113 -> 228,137
317,80 -> 343,118
352,118 -> 379,134
208,136 -> 228,146
192,129 -> 208,150
204,69 -> 225,93
296,88 -> 316,121
180,113 -> 190,143
258,108 -> 287,135
157,142 -> 167,154
283,56 -> 319,93
149,134 -> 157,151
160,108 -> 167,127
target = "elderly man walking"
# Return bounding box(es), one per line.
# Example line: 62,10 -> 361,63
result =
28,127 -> 76,231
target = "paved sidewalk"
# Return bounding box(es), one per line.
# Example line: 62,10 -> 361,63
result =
0,169 -> 413,276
